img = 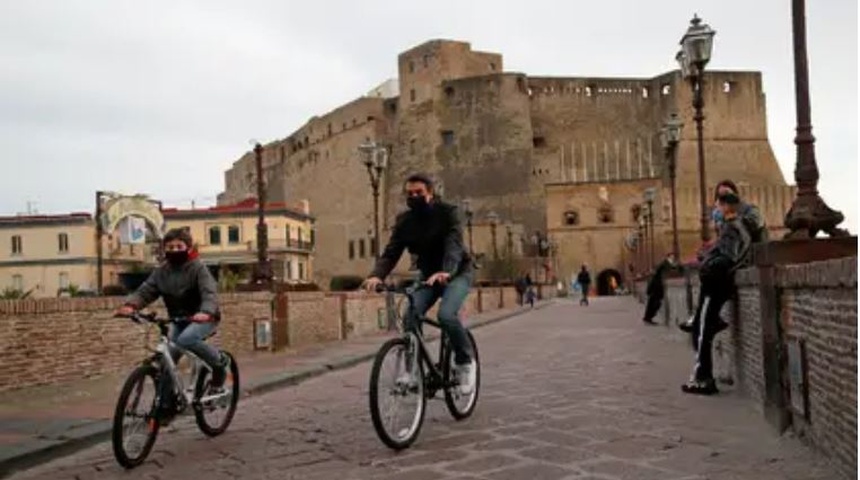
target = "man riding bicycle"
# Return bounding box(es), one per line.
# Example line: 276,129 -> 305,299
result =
115,228 -> 229,405
364,173 -> 476,395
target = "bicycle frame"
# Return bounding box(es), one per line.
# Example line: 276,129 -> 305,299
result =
392,284 -> 453,394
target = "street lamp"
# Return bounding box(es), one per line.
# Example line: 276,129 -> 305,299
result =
644,188 -> 657,271
660,113 -> 684,261
462,199 -> 475,255
358,142 -> 389,258
486,211 -> 499,260
782,0 -> 847,238
638,208 -> 648,273
677,14 -> 716,244
504,222 -> 514,257
251,141 -> 273,285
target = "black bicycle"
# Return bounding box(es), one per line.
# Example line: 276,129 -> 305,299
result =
111,312 -> 240,469
368,282 -> 481,450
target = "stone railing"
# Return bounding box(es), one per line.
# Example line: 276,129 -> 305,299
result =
0,284 -> 558,393
635,255 -> 857,478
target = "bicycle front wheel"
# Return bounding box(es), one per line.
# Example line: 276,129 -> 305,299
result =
444,330 -> 480,420
193,352 -> 240,437
369,337 -> 426,450
112,364 -> 160,469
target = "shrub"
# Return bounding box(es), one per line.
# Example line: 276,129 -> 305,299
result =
330,275 -> 364,291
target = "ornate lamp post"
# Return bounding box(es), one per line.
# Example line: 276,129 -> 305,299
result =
660,114 -> 684,260
251,142 -> 274,285
782,0 -> 847,238
641,203 -> 651,271
358,142 -> 389,258
487,211 -> 499,260
677,14 -> 716,244
644,187 -> 657,270
462,199 -> 475,255
504,222 -> 514,257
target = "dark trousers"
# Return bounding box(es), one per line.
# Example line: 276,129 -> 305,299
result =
580,284 -> 590,305
407,273 -> 473,365
691,286 -> 731,382
643,292 -> 663,322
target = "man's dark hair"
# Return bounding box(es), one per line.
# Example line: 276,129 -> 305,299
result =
713,179 -> 739,200
405,173 -> 435,191
163,228 -> 193,247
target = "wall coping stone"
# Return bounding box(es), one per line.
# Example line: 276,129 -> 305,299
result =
775,256 -> 857,289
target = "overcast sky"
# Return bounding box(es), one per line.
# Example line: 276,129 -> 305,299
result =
1,1 -> 856,232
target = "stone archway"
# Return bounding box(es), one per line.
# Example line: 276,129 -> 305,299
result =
596,269 -> 623,296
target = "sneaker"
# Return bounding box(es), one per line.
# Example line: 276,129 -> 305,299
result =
681,379 -> 719,395
456,361 -> 477,395
209,354 -> 229,393
643,318 -> 658,325
679,317 -> 695,333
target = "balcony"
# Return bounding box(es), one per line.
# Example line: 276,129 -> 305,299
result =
253,239 -> 314,253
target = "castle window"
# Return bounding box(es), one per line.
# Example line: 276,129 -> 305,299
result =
532,136 -> 546,148
409,139 -> 416,155
723,81 -> 734,93
409,60 -> 415,73
410,89 -> 416,102
423,54 -> 429,67
352,118 -> 357,126
563,211 -> 580,226
367,115 -> 375,122
489,62 -> 496,71
598,208 -> 614,224
359,239 -> 366,258
348,240 -> 355,260
444,86 -> 455,99
661,84 -> 671,95
585,86 -> 593,97
641,87 -> 649,98
441,130 -> 455,146
342,122 -> 347,130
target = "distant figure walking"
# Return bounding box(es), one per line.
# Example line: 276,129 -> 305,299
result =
576,265 -> 591,306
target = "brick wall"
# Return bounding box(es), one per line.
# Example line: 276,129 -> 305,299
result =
0,286 -> 529,392
643,257 -> 857,478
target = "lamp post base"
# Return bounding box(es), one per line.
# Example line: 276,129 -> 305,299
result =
252,260 -> 275,286
783,193 -> 849,240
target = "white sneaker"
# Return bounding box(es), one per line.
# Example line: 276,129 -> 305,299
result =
396,371 -> 416,388
457,361 -> 476,395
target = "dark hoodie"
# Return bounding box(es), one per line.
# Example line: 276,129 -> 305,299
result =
124,249 -> 220,319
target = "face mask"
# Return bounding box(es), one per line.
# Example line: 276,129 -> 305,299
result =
406,195 -> 429,212
165,250 -> 189,266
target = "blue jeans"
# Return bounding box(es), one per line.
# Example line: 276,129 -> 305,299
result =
407,273 -> 473,365
169,320 -> 222,368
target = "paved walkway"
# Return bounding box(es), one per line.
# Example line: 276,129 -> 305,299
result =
4,297 -> 843,480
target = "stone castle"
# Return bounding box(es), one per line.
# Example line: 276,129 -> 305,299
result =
218,39 -> 795,289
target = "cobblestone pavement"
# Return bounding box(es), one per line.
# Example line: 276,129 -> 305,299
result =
7,297 -> 840,480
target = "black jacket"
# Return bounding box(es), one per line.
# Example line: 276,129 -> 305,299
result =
577,270 -> 591,285
125,258 -> 220,320
700,215 -> 752,288
370,200 -> 472,280
646,260 -> 673,296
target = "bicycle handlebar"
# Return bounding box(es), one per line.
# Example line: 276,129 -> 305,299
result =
373,282 -> 433,296
115,311 -> 190,325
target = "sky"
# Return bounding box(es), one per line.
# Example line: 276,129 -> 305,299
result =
0,1 -> 857,232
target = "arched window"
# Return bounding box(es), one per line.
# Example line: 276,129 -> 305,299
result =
563,210 -> 579,226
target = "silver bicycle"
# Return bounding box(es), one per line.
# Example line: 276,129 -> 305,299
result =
111,312 -> 239,469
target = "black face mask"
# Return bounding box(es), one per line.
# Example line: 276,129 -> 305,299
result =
407,195 -> 429,212
165,250 -> 189,266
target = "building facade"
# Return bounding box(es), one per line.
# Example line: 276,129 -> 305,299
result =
163,199 -> 316,284
0,213 -> 145,297
218,39 -> 794,290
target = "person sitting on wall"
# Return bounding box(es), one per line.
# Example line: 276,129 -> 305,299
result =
679,180 -> 766,346
683,191 -> 752,395
643,253 -> 676,325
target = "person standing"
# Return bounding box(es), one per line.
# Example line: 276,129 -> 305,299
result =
643,253 -> 676,325
576,265 -> 591,306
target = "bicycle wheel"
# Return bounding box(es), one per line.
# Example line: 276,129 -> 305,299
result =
193,352 -> 239,437
369,337 -> 426,450
443,330 -> 480,420
112,364 -> 160,469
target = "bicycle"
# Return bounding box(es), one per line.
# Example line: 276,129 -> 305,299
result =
111,312 -> 240,469
368,282 -> 481,450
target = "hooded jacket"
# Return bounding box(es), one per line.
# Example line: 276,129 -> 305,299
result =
370,199 -> 472,280
700,215 -> 752,287
124,249 -> 220,319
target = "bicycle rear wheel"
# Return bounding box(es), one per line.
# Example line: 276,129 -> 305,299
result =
112,364 -> 160,469
369,337 -> 426,450
443,330 -> 480,420
193,352 -> 239,437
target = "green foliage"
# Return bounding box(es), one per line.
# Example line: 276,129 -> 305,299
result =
0,287 -> 34,299
218,267 -> 243,293
329,275 -> 365,291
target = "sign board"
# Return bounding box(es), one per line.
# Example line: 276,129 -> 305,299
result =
787,337 -> 809,419
100,194 -> 165,237
118,216 -> 147,244
254,319 -> 272,350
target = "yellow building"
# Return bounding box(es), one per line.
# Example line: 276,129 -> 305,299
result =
162,199 -> 316,284
0,213 -> 145,297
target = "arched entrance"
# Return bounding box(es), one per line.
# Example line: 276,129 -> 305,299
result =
596,269 -> 623,296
